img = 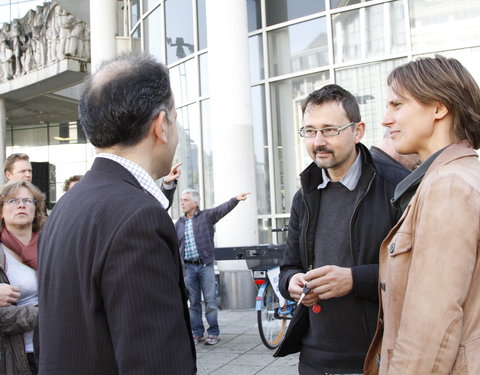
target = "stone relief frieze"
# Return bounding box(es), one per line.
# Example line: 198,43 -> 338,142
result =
0,2 -> 90,82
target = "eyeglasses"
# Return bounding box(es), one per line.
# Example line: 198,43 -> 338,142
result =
298,122 -> 356,138
3,198 -> 36,206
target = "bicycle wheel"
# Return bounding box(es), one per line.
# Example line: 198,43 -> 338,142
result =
257,283 -> 288,349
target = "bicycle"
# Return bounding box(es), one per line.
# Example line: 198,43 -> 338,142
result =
246,227 -> 297,349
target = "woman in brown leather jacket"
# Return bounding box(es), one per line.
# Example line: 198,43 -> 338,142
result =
365,56 -> 480,375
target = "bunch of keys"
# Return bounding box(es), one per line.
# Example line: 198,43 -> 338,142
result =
298,282 -> 322,313
297,283 -> 310,304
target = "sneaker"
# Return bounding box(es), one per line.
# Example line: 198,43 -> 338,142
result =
204,335 -> 220,345
193,335 -> 204,344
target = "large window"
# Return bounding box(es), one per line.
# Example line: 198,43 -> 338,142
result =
333,1 -> 406,64
169,59 -> 198,106
270,71 -> 330,213
175,103 -> 201,194
335,58 -> 407,147
268,17 -> 328,77
144,5 -> 164,62
165,0 -> 194,64
251,85 -> 270,215
249,34 -> 264,83
409,0 -> 480,53
266,0 -> 325,26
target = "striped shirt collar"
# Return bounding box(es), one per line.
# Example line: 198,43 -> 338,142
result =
318,152 -> 362,191
96,153 -> 169,209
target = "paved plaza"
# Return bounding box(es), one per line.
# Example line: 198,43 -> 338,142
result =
195,308 -> 299,375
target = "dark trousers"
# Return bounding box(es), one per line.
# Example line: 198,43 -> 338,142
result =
27,353 -> 38,375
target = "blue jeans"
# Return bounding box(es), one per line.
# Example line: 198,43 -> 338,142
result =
184,262 -> 219,337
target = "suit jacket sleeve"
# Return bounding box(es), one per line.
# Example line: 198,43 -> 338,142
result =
101,204 -> 195,374
160,181 -> 177,210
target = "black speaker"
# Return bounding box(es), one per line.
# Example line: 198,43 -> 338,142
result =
31,162 -> 56,210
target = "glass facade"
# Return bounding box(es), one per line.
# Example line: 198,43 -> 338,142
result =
5,0 -> 480,243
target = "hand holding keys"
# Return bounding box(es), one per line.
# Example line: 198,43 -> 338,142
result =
297,283 -> 310,304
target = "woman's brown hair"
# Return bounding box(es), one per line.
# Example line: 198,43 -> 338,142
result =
388,55 -> 480,149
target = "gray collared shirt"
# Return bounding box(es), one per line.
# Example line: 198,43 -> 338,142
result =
318,152 -> 362,191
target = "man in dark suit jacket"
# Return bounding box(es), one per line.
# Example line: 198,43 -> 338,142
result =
36,55 -> 196,374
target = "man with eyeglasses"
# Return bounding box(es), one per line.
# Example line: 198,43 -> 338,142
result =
274,84 -> 408,375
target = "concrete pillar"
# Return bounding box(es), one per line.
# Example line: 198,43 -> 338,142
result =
205,0 -> 258,248
0,99 -> 6,181
89,0 -> 117,72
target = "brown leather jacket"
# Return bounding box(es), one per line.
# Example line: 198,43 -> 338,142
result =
0,244 -> 37,375
365,142 -> 480,374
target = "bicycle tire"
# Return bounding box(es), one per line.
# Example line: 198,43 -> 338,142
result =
257,283 -> 288,349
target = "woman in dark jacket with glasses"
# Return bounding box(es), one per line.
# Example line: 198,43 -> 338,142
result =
0,181 -> 47,375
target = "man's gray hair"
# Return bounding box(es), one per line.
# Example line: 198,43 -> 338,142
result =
182,189 -> 200,204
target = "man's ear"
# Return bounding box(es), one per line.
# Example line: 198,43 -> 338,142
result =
152,111 -> 169,144
354,121 -> 365,144
5,171 -> 11,181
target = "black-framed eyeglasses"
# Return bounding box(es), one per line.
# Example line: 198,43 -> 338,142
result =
3,198 -> 37,206
298,122 -> 356,138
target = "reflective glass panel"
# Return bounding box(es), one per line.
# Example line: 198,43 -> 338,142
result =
332,9 -> 360,64
247,0 -> 261,31
144,6 -> 164,62
268,17 -> 328,77
251,85 -> 270,215
258,218 -> 272,245
12,126 -> 47,147
142,0 -> 158,13
266,0 -> 325,26
201,100 -> 214,209
270,71 -> 330,213
198,0 -> 207,49
275,218 -> 289,245
169,59 -> 197,105
330,0 -> 369,8
249,34 -> 264,82
409,0 -> 480,53
199,53 -> 209,97
130,0 -> 140,27
175,103 -> 201,194
165,0 -> 194,64
365,1 -> 406,58
335,58 -> 407,147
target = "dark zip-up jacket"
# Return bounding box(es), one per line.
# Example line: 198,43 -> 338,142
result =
175,198 -> 239,265
274,143 -> 407,367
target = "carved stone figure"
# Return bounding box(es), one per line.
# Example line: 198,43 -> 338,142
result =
0,2 -> 90,83
0,25 -> 14,80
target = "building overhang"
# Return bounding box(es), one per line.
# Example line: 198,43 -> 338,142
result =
0,59 -> 90,126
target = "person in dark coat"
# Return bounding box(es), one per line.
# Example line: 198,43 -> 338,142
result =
274,84 -> 407,374
35,54 -> 196,375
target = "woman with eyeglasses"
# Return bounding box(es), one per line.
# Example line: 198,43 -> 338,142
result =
365,56 -> 480,374
0,181 -> 46,375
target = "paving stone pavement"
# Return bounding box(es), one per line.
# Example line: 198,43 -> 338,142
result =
195,308 -> 299,375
